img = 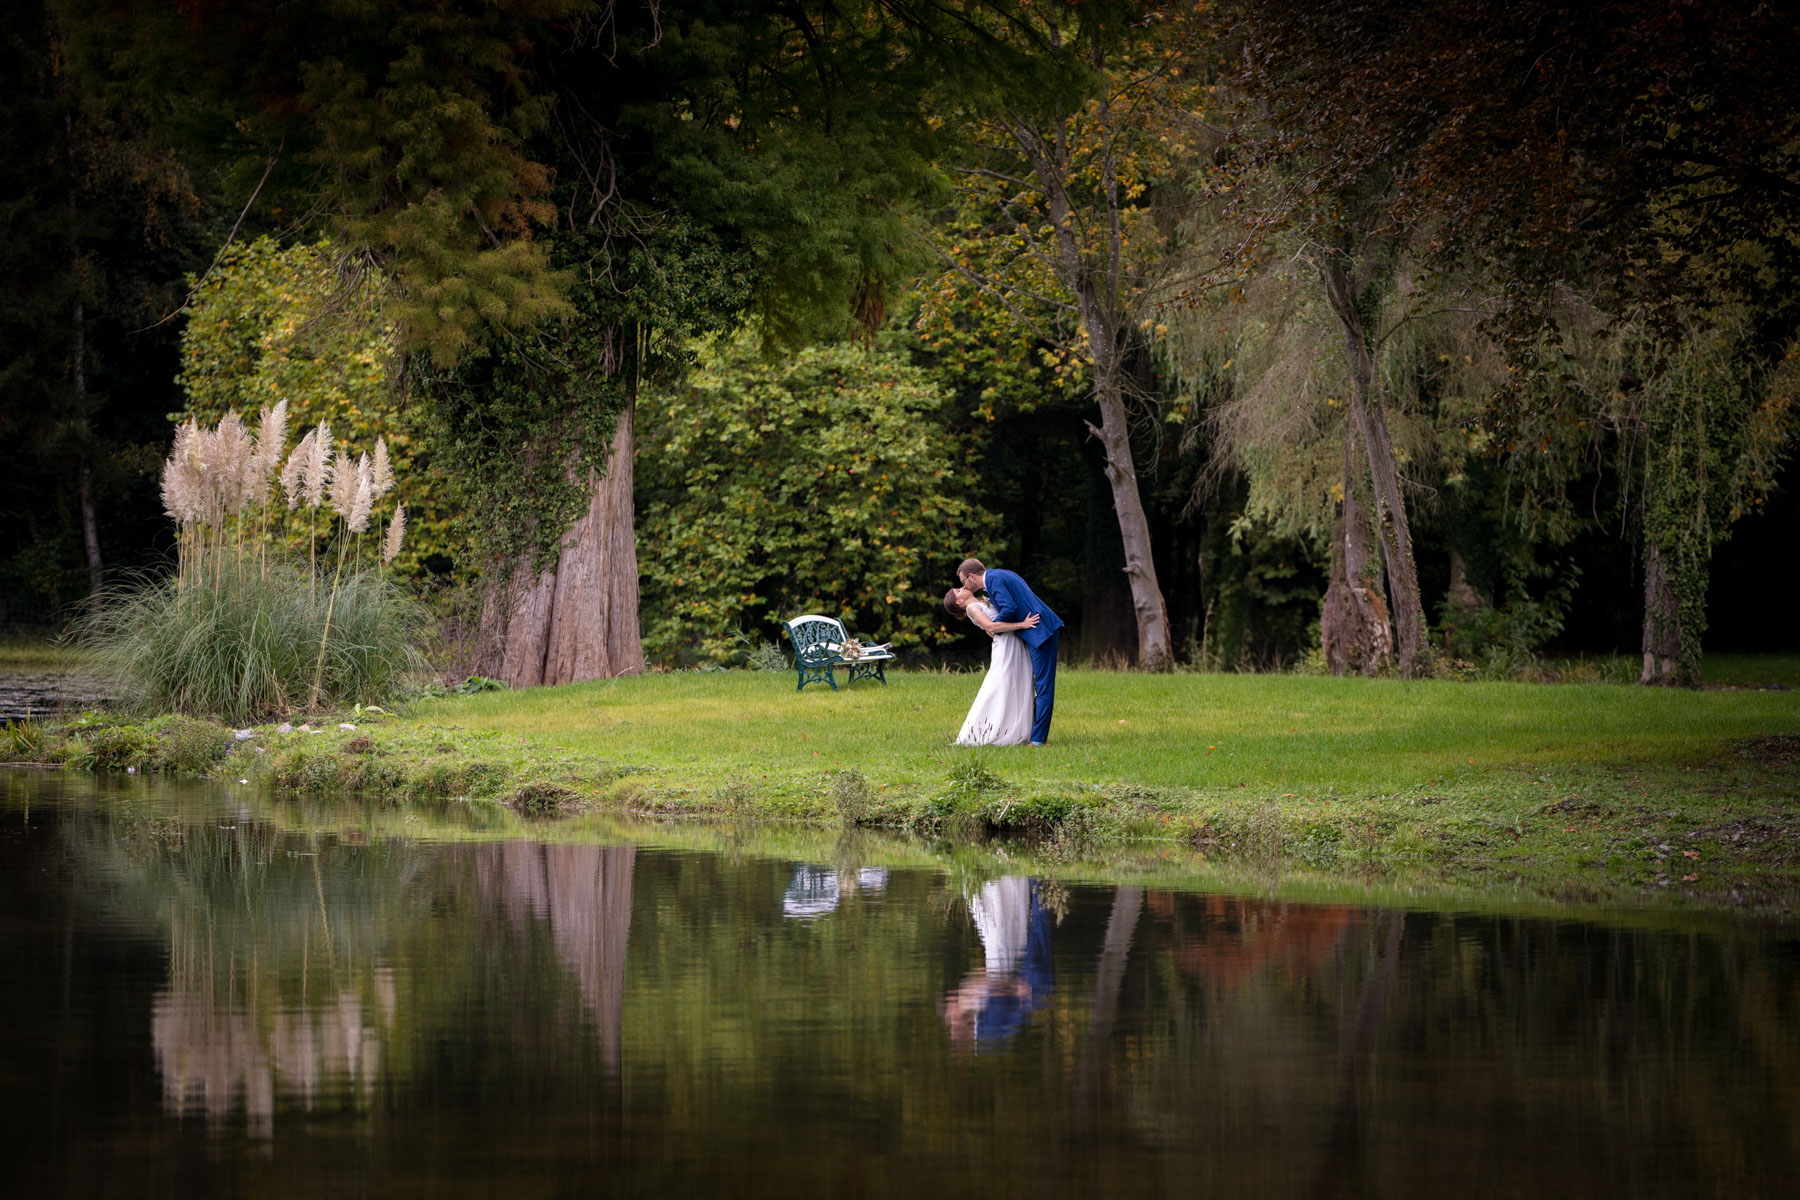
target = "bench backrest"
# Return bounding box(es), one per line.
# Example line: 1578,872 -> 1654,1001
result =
784,614 -> 847,658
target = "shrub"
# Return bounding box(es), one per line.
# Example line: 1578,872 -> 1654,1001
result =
72,724 -> 158,771
636,342 -> 997,664
150,716 -> 234,775
80,560 -> 431,723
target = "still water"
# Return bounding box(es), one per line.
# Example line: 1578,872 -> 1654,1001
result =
4,770 -> 1798,1198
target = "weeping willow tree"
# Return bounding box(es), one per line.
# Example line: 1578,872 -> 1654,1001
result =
1165,244 -> 1516,676
1493,305 -> 1798,686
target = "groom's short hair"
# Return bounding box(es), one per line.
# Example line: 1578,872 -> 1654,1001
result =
957,557 -> 985,581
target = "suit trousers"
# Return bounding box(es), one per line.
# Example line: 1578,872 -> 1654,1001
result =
1027,631 -> 1059,745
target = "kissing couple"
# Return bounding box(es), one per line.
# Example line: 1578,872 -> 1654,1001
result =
943,557 -> 1063,747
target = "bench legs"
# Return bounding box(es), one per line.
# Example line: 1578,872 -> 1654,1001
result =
796,660 -> 840,692
796,659 -> 888,690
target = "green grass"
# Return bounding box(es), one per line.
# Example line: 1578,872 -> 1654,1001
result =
76,561 -> 431,723
407,668 -> 1794,800
1701,653 -> 1800,689
374,667 -> 1796,908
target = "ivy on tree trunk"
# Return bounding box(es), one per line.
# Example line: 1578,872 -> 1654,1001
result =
475,401 -> 644,686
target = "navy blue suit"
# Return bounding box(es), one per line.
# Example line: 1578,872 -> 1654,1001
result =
982,569 -> 1063,744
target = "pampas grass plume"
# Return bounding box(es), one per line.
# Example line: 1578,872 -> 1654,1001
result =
213,411 -> 256,516
253,399 -> 289,500
347,453 -> 373,533
371,436 -> 394,498
328,447 -> 358,519
382,504 -> 406,564
282,428 -> 314,508
161,419 -> 205,524
304,422 -> 331,509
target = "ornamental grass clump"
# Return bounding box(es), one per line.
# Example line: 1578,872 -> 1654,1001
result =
85,407 -> 425,723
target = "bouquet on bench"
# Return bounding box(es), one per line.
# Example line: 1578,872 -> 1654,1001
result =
841,639 -> 892,660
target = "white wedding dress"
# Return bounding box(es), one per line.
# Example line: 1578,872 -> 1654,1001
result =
955,603 -> 1035,746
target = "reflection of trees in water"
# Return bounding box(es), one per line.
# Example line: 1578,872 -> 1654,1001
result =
1117,896 -> 1800,1195
1156,893 -> 1360,990
474,842 -> 636,1068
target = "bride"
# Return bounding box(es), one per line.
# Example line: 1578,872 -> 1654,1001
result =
944,586 -> 1040,745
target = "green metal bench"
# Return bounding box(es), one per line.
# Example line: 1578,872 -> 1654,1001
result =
782,614 -> 895,692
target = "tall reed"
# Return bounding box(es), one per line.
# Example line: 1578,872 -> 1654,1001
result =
81,562 -> 430,722
86,408 -> 422,721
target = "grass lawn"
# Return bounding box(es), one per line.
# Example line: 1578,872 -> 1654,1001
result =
1702,653 -> 1800,689
349,667 -> 1794,908
407,667 -> 1794,802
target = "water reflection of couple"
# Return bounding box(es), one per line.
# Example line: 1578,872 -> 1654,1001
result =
940,876 -> 1054,1051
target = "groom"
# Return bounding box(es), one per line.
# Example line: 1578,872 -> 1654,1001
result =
958,558 -> 1063,745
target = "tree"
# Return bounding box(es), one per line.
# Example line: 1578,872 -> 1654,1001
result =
1219,0 -> 1800,681
60,0 -> 946,685
1,1 -> 205,615
176,237 -> 454,581
925,1 -> 1215,670
636,341 -> 996,664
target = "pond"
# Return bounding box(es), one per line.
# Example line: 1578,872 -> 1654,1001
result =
4,769 -> 1798,1198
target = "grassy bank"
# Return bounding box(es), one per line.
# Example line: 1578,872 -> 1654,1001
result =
16,664 -> 1798,910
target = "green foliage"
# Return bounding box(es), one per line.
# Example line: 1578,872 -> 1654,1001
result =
79,560 -> 432,723
0,719 -> 49,763
177,237 -> 452,578
66,722 -> 157,771
151,716 -> 235,776
64,0 -> 578,363
1196,515 -> 1326,671
636,343 -> 997,663
422,218 -> 753,572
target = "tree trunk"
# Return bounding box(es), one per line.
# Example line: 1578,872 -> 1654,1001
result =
1016,111 -> 1174,672
1086,366 -> 1173,671
77,458 -> 103,594
1321,429 -> 1392,675
1320,259 -> 1430,678
478,843 -> 635,1071
69,116 -> 102,595
474,402 -> 644,687
1640,539 -> 1689,686
71,286 -> 103,593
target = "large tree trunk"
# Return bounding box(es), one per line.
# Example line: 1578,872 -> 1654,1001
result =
1640,539 -> 1690,686
478,843 -> 635,1071
1320,259 -> 1430,678
1321,429 -> 1392,675
474,402 -> 644,687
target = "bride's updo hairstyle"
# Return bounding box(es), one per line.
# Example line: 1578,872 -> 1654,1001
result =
943,589 -> 969,621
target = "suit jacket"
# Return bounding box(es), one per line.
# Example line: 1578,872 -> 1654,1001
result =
982,569 -> 1063,650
